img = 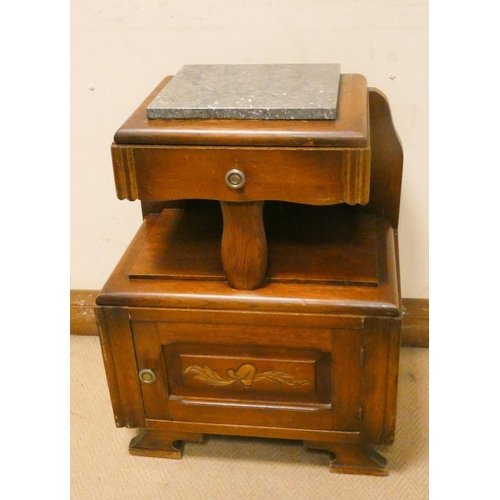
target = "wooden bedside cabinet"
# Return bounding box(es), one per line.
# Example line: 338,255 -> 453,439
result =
95,72 -> 403,476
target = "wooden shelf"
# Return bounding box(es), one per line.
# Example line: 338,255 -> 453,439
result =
129,203 -> 379,287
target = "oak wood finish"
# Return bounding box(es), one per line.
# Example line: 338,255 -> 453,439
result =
95,306 -> 145,428
96,210 -> 399,317
111,144 -> 371,206
304,441 -> 388,476
129,429 -> 203,459
127,203 -> 380,286
113,74 -> 369,148
145,419 -> 361,444
94,73 -> 406,476
363,88 -> 404,229
94,207 -> 401,474
220,201 -> 267,290
111,74 -> 372,291
71,291 -> 428,347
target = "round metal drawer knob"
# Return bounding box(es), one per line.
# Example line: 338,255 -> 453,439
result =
139,369 -> 156,384
225,169 -> 246,189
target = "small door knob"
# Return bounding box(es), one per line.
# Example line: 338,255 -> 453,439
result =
139,369 -> 156,384
225,169 -> 246,189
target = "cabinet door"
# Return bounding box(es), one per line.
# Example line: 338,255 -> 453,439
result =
131,317 -> 363,432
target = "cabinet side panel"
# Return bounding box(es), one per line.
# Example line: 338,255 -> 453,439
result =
361,316 -> 401,444
365,88 -> 403,228
382,317 -> 401,443
95,306 -> 145,428
330,330 -> 362,431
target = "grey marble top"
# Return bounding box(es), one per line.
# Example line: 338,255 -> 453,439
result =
146,64 -> 341,120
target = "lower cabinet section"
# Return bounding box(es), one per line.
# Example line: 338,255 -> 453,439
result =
131,315 -> 364,432
96,306 -> 400,476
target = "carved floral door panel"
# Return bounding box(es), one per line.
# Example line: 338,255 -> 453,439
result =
131,319 -> 363,432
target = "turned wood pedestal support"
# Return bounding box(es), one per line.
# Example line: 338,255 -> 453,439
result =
220,201 -> 267,290
96,73 -> 403,476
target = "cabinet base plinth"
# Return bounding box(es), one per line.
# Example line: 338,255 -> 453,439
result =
129,429 -> 204,459
304,441 -> 388,476
129,429 -> 388,475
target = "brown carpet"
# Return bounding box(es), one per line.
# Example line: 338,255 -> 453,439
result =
71,336 -> 428,499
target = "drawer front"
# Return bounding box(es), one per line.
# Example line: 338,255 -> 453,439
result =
132,320 -> 362,432
112,145 -> 370,206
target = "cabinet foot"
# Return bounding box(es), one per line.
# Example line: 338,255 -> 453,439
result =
129,429 -> 204,459
304,441 -> 388,476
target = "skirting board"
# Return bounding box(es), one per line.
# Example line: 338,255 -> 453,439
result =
70,290 -> 428,348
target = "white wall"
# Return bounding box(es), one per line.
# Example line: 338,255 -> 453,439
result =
70,0 -> 428,298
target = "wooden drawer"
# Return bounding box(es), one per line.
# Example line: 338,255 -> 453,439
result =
111,145 -> 370,206
131,318 -> 363,432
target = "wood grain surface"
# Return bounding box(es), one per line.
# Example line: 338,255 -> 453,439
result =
70,293 -> 427,347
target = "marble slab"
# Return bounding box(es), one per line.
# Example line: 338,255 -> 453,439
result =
146,64 -> 341,120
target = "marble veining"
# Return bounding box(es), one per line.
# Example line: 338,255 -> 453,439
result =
146,64 -> 341,120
